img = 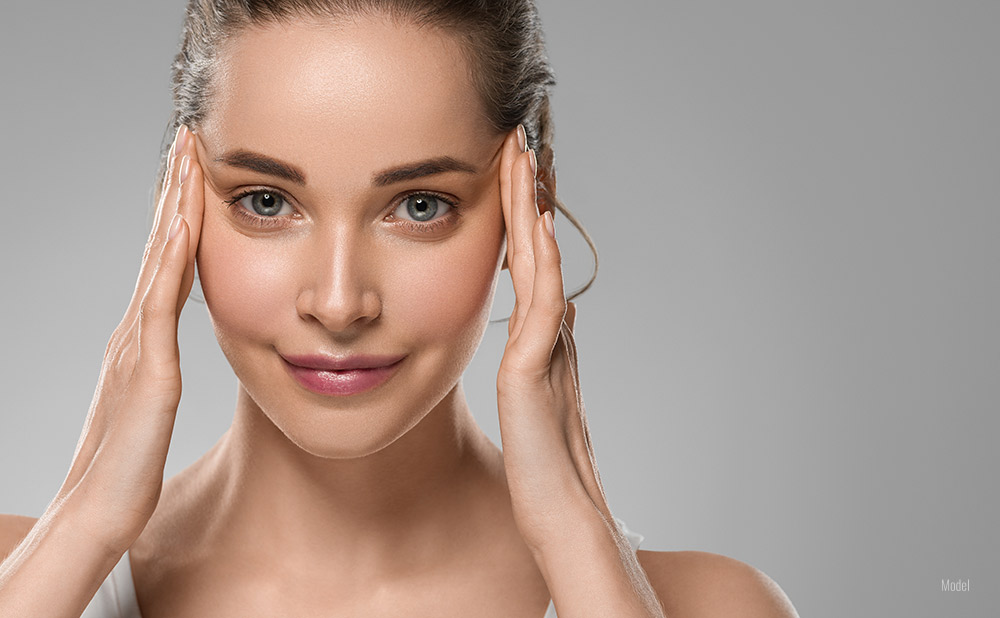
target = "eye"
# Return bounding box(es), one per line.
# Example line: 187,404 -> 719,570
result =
393,193 -> 452,223
230,190 -> 294,218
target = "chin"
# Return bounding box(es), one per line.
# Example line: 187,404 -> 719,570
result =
277,413 -> 425,461
229,344 -> 471,461
199,234 -> 505,461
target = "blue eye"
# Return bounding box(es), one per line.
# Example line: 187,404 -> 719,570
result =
394,193 -> 452,223
235,191 -> 292,217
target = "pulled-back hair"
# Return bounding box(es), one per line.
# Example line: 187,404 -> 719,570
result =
156,0 -> 597,300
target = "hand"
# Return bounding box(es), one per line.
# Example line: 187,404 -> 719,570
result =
57,124 -> 205,553
495,126 -> 613,553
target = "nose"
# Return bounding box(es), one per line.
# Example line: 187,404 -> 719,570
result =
295,232 -> 383,334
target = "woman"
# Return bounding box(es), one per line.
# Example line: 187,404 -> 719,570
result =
0,1 -> 798,616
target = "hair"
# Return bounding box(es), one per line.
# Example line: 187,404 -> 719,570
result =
155,0 -> 597,304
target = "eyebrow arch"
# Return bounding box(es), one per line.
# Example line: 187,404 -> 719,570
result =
214,151 -> 479,188
372,156 -> 478,187
214,150 -> 307,185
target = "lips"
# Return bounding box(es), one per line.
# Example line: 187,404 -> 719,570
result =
280,352 -> 407,371
279,351 -> 406,396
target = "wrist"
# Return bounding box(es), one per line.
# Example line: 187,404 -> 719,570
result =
53,481 -> 144,558
521,494 -> 616,567
525,506 -> 662,618
0,496 -> 126,617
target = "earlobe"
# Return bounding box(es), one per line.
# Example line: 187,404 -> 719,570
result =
538,197 -> 552,219
538,165 -> 557,219
536,194 -> 554,221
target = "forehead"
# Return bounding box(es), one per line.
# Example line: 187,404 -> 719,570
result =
200,15 -> 494,180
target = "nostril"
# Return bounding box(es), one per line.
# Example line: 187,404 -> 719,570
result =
295,285 -> 382,333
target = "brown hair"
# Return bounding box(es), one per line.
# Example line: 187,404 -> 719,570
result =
156,0 -> 597,301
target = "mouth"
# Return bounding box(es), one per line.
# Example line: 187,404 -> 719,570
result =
279,352 -> 406,396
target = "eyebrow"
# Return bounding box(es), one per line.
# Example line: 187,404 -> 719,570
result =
214,150 -> 307,185
214,150 -> 478,187
371,156 -> 478,187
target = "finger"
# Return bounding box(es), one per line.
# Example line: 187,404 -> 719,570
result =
138,212 -> 189,372
147,128 -> 179,238
129,125 -> 191,320
499,125 -> 525,272
510,211 -> 565,363
175,134 -> 206,316
509,148 -> 539,328
148,125 -> 189,249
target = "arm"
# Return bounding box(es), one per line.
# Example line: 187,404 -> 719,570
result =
494,127 -> 800,617
529,506 -> 667,617
0,509 -> 125,617
0,123 -> 205,617
523,515 -> 801,618
494,126 -> 664,617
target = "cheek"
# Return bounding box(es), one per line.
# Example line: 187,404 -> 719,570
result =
390,202 -> 507,356
195,210 -> 298,358
195,201 -> 506,360
389,228 -> 503,350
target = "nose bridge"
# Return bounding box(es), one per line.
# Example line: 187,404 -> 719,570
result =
298,223 -> 381,331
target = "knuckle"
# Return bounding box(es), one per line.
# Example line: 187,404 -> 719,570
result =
104,323 -> 133,361
497,352 -> 548,389
529,290 -> 564,317
104,331 -> 121,358
138,299 -> 159,322
545,292 -> 567,314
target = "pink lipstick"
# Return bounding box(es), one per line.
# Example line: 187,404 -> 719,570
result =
280,352 -> 405,396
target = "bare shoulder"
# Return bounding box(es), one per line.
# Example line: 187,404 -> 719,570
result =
636,549 -> 800,618
0,513 -> 39,559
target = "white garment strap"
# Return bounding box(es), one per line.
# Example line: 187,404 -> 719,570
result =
81,550 -> 141,618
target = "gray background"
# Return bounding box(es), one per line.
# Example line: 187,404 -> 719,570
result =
1,2 -> 996,616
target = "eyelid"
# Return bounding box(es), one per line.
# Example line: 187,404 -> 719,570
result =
224,187 -> 455,212
390,190 -> 457,218
388,191 -> 463,236
222,186 -> 462,231
224,186 -> 297,211
221,186 -> 298,231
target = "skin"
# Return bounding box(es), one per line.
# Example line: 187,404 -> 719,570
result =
133,16 -> 547,615
0,13 -> 799,618
133,16 -> 548,616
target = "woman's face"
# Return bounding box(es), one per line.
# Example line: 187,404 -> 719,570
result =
193,16 -> 507,458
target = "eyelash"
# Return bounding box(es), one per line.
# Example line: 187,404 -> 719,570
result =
223,188 -> 462,233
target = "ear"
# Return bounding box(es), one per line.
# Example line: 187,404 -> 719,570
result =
537,163 -> 557,218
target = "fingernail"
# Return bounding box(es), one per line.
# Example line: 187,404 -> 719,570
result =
177,124 -> 189,152
527,148 -> 537,177
516,124 -> 527,152
168,213 -> 185,241
543,210 -> 555,239
179,155 -> 191,185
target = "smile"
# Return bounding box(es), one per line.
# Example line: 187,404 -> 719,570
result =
281,354 -> 406,396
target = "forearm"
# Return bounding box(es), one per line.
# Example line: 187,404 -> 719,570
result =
532,502 -> 666,618
0,495 -> 124,618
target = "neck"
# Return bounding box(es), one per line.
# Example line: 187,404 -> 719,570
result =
166,379 -> 511,573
